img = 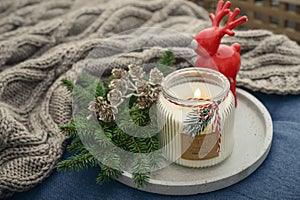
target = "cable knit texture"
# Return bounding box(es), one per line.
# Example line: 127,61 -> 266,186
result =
0,0 -> 299,198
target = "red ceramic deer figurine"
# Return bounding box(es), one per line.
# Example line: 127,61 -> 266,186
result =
192,0 -> 247,106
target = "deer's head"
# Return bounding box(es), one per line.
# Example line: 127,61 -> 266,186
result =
194,0 -> 248,56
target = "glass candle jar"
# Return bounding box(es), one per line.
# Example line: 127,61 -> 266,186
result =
157,67 -> 235,168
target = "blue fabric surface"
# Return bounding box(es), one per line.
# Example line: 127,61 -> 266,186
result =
10,91 -> 300,200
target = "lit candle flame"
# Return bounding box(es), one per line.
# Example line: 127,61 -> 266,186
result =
194,88 -> 201,99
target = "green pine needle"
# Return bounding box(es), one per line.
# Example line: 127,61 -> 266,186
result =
132,155 -> 151,188
95,81 -> 104,98
61,79 -> 74,92
157,50 -> 174,75
130,105 -> 150,126
59,120 -> 77,138
66,136 -> 85,154
158,50 -> 174,66
57,152 -> 98,171
96,165 -> 122,185
132,172 -> 150,188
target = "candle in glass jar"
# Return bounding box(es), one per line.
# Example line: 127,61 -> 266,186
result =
157,68 -> 235,168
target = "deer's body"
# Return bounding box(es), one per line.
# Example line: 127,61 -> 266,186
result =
193,0 -> 247,106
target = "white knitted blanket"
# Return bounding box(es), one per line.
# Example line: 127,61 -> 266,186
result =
0,0 -> 299,198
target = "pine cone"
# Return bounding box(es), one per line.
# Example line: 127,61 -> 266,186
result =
109,79 -> 128,95
107,89 -> 123,107
136,80 -> 151,95
112,68 -> 128,79
136,86 -> 161,109
88,97 -> 115,122
128,64 -> 144,80
151,87 -> 161,102
149,68 -> 163,85
136,95 -> 152,110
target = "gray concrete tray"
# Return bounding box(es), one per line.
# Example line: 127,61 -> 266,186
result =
117,89 -> 273,195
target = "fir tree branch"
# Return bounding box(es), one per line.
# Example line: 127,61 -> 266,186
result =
158,50 -> 174,66
66,136 -> 85,154
130,137 -> 142,154
57,152 -> 98,171
61,78 -> 74,92
130,106 -> 149,126
157,50 -> 175,75
97,153 -> 122,185
58,50 -> 174,188
132,155 -> 150,188
147,152 -> 164,170
73,84 -> 96,106
59,119 -> 77,138
95,81 -> 104,98
132,172 -> 150,188
96,164 -> 122,185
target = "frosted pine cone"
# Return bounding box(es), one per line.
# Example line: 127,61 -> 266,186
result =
109,79 -> 128,95
149,68 -> 163,85
128,64 -> 144,80
107,89 -> 123,107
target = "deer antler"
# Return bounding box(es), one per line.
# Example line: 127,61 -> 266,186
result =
220,8 -> 248,36
209,0 -> 231,27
